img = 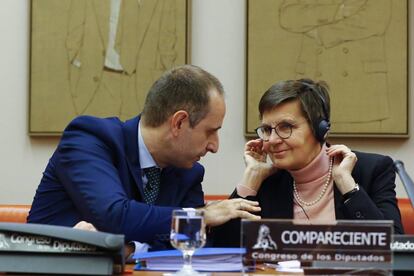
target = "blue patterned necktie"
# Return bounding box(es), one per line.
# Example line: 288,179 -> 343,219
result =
143,167 -> 161,204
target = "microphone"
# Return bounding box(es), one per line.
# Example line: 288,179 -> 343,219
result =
394,160 -> 414,208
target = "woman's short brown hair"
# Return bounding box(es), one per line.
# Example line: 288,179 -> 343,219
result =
258,79 -> 330,140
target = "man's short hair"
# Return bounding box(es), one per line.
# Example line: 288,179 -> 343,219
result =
142,65 -> 224,127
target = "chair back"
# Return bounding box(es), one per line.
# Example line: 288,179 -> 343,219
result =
0,205 -> 31,223
398,198 -> 414,235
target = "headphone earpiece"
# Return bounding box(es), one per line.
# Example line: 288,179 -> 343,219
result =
300,80 -> 330,143
314,118 -> 330,143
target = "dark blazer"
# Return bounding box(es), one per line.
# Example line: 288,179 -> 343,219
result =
28,115 -> 205,246
213,151 -> 404,247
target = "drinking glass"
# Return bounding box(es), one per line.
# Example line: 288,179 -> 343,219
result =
169,209 -> 207,276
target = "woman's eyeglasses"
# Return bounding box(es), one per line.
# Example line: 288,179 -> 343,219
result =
255,122 -> 294,141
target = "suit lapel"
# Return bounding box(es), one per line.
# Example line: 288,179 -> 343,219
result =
156,167 -> 180,205
263,172 -> 294,218
123,116 -> 145,197
122,115 -> 182,205
334,184 -> 345,219
282,174 -> 294,218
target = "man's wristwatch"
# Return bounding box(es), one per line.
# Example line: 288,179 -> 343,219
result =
342,183 -> 360,202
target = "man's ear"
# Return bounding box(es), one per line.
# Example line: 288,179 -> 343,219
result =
170,110 -> 189,136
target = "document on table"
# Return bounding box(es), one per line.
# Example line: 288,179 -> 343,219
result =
133,247 -> 245,272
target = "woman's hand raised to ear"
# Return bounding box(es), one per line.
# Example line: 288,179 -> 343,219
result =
326,144 -> 358,194
242,139 -> 278,192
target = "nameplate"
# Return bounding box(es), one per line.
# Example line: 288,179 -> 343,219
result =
0,231 -> 98,253
392,235 -> 414,253
391,235 -> 414,272
241,219 -> 393,269
0,223 -> 124,275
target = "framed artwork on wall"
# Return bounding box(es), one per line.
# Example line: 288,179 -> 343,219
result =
246,0 -> 409,137
29,0 -> 190,135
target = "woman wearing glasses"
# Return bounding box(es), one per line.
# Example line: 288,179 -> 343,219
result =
213,79 -> 403,246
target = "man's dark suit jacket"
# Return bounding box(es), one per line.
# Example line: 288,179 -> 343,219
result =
28,116 -> 205,246
213,151 -> 404,247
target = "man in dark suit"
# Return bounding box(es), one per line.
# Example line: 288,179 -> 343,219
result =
28,65 -> 260,249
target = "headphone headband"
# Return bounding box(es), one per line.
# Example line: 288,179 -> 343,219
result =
300,81 -> 329,121
299,80 -> 330,142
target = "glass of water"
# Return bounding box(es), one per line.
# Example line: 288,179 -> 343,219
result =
169,209 -> 206,276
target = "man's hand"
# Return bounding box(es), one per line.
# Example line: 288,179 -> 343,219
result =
203,198 -> 261,227
73,221 -> 97,231
74,221 -> 135,261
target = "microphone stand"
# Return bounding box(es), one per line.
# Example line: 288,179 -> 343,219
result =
394,160 -> 414,208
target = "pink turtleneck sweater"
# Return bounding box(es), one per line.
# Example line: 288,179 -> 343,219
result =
237,144 -> 335,223
288,144 -> 335,222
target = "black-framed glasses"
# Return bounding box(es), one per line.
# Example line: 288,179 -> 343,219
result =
255,122 -> 293,141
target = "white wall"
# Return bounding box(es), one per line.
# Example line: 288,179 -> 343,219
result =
0,0 -> 412,204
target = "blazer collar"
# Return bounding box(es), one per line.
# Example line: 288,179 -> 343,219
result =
334,184 -> 346,219
123,115 -> 144,195
265,172 -> 295,218
122,115 -> 177,200
123,115 -> 175,171
123,116 -> 140,166
285,174 -> 294,218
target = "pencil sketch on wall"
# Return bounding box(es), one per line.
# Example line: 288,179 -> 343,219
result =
246,0 -> 408,137
30,0 -> 189,135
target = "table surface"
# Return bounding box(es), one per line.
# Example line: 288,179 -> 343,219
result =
123,264 -> 301,275
1,263 -> 391,275
124,264 -> 396,275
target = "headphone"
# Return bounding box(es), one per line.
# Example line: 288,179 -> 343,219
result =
300,81 -> 331,143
